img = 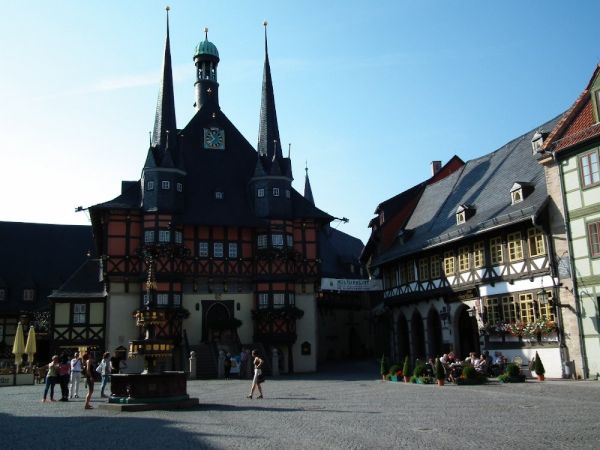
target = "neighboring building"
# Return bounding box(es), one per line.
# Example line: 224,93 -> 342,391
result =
0,222 -> 93,364
367,115 -> 569,378
539,64 -> 600,378
59,17 -> 368,375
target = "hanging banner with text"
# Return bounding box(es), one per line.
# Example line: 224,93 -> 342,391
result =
320,278 -> 383,292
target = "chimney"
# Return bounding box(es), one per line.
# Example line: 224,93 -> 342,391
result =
431,161 -> 442,176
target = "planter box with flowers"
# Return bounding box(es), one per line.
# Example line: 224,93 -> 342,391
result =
480,319 -> 557,341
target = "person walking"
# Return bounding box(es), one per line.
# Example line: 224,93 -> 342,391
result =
69,352 -> 82,398
224,352 -> 232,379
246,350 -> 265,399
82,353 -> 94,410
98,352 -> 112,398
42,355 -> 60,402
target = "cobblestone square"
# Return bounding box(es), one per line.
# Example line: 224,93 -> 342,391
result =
1,362 -> 599,450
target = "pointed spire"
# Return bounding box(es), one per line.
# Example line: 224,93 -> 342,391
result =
257,21 -> 283,161
304,162 -> 315,206
151,6 -> 177,153
253,152 -> 267,177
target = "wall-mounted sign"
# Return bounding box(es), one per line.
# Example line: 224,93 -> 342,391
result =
447,287 -> 479,302
320,278 -> 382,292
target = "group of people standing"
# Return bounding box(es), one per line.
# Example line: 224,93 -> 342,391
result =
41,351 -> 120,410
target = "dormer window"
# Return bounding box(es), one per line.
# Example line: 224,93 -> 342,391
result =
273,188 -> 280,197
511,182 -> 533,205
456,204 -> 475,225
23,289 -> 35,302
176,183 -> 183,192
161,181 -> 170,190
531,131 -> 545,154
146,181 -> 155,191
215,191 -> 224,200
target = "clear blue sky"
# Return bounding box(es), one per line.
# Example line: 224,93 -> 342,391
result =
1,1 -> 599,244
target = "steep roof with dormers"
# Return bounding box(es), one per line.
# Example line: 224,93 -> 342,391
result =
372,115 -> 562,267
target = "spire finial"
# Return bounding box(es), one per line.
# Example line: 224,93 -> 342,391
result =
149,131 -> 152,146
204,27 -> 208,40
263,20 -> 268,53
288,143 -> 291,158
305,160 -> 308,173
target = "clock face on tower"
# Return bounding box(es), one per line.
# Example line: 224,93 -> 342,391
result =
203,127 -> 225,150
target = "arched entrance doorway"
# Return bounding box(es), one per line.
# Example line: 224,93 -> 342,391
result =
202,300 -> 236,344
427,308 -> 443,358
455,305 -> 480,359
396,313 -> 410,363
411,311 -> 426,361
373,314 -> 391,359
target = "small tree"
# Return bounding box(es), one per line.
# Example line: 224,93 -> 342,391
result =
380,354 -> 389,377
534,352 -> 545,376
435,358 -> 445,380
402,356 -> 412,378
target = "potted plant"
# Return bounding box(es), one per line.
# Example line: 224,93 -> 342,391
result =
434,358 -> 445,386
402,356 -> 412,383
380,354 -> 389,381
388,364 -> 402,382
533,352 -> 545,381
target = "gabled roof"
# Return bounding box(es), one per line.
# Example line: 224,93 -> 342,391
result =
319,225 -> 365,279
49,259 -> 106,300
0,222 -> 94,313
372,114 -> 562,267
543,64 -> 600,154
90,181 -> 141,211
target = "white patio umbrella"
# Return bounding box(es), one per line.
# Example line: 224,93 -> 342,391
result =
24,326 -> 37,365
11,322 -> 25,368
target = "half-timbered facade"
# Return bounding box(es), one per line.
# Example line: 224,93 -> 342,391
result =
72,17 -> 365,374
539,64 -> 600,378
368,115 -> 570,378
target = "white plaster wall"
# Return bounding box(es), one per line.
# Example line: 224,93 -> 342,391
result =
563,169 -> 580,192
482,347 -> 563,378
574,257 -> 591,278
293,293 -> 317,372
566,191 -> 583,210
582,187 -> 600,207
570,218 -> 586,239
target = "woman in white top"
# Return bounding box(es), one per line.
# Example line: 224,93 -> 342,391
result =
246,350 -> 264,399
69,352 -> 83,398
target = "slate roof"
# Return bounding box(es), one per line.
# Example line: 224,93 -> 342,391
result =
0,222 -> 94,314
319,225 -> 365,279
372,114 -> 562,267
48,259 -> 106,300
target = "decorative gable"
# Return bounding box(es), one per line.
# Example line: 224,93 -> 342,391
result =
531,130 -> 547,154
510,182 -> 533,205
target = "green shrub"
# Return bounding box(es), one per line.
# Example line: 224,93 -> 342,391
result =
417,376 -> 434,384
506,363 -> 520,377
434,358 -> 445,380
534,352 -> 545,375
388,364 -> 401,376
380,354 -> 389,376
462,365 -> 477,379
409,375 -> 418,383
413,363 -> 426,378
498,373 -> 510,383
402,356 -> 412,378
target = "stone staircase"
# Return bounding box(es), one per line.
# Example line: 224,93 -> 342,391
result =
190,343 -> 218,379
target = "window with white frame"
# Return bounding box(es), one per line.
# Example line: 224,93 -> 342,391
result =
501,295 -> 518,322
473,241 -> 485,268
159,230 -> 171,243
418,258 -> 429,280
258,293 -> 269,309
272,234 -> 284,248
175,231 -> 183,244
257,188 -> 265,198
161,180 -> 170,190
23,289 -> 35,302
215,191 -> 224,200
580,150 -> 600,188
273,293 -> 285,308
518,293 -> 535,322
157,293 -> 169,306
507,231 -> 523,261
484,298 -> 500,324
273,187 -> 280,197
198,242 -> 209,257
430,255 -> 441,279
458,246 -> 470,272
527,228 -> 545,257
537,290 -> 554,321
73,304 -> 86,324
286,235 -> 293,247
443,251 -> 455,276
176,182 -> 183,192
490,237 -> 503,265
288,292 -> 295,306
173,294 -> 182,307
228,243 -> 238,258
213,242 -> 224,258
146,181 -> 154,191
257,235 -> 267,249
144,230 -> 155,243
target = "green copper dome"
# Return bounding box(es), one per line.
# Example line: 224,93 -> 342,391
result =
194,39 -> 219,59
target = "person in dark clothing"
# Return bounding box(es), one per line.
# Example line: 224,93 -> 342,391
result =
58,353 -> 70,401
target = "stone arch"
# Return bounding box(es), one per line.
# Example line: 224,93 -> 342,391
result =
411,310 -> 426,362
426,308 -> 443,359
453,304 -> 480,359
